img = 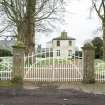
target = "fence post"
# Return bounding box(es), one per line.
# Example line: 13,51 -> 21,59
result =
82,42 -> 95,83
12,42 -> 25,87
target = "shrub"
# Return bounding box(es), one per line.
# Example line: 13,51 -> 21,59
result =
0,49 -> 12,57
0,58 -> 2,62
91,37 -> 103,59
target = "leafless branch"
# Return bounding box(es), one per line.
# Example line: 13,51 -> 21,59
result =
92,0 -> 103,20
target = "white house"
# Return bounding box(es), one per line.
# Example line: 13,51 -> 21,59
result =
46,31 -> 76,58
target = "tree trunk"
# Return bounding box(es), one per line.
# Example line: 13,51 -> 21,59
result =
17,22 -> 25,42
102,20 -> 105,61
24,0 -> 36,55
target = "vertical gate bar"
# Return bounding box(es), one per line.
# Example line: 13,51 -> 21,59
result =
77,53 -> 81,81
36,53 -> 38,81
74,53 -> 76,82
59,53 -> 61,82
33,53 -> 35,81
27,54 -> 29,80
66,57 -> 67,82
52,51 -> 55,81
60,56 -> 64,82
40,52 -> 41,81
69,55 -> 71,81
24,53 -> 25,80
32,52 -> 33,81
82,51 -> 83,81
49,48 -> 50,82
39,50 -> 42,82
76,52 -> 78,81
45,48 -> 46,81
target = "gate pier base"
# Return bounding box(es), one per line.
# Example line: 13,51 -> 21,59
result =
12,43 -> 25,88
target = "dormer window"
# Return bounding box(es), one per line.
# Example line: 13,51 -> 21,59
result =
57,40 -> 60,46
69,40 -> 72,46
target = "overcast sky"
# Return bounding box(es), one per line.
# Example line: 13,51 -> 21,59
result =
37,0 -> 102,49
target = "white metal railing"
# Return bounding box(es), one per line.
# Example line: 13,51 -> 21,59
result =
1,54 -> 105,83
0,57 -> 12,80
24,50 -> 83,82
95,60 -> 105,82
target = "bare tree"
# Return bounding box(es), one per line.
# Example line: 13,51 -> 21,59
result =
0,0 -> 64,54
92,0 -> 105,60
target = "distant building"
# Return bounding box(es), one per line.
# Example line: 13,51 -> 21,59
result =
46,31 -> 76,58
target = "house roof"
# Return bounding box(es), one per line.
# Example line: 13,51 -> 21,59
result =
53,36 -> 75,40
46,41 -> 52,44
52,32 -> 76,40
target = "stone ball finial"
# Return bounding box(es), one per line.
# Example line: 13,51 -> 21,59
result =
84,42 -> 94,47
82,40 -> 94,49
12,41 -> 25,48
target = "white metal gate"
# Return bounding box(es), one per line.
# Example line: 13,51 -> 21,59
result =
24,50 -> 83,82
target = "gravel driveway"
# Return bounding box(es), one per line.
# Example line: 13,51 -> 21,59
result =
0,88 -> 105,105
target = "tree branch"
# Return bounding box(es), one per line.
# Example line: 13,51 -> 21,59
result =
92,0 -> 103,20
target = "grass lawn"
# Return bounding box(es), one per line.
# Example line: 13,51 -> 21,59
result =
25,58 -> 82,67
36,58 -> 72,65
0,81 -> 17,88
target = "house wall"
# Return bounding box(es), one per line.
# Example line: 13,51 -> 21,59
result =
52,40 -> 75,58
46,41 -> 52,48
